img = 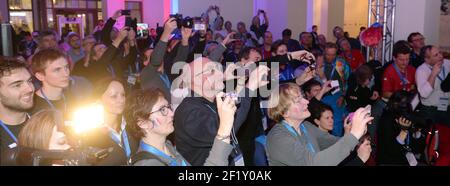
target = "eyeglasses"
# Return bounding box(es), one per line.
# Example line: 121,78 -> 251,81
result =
149,104 -> 173,116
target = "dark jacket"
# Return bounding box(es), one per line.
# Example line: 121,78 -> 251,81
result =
442,73 -> 450,92
376,111 -> 426,165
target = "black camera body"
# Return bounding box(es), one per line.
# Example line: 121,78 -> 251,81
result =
170,14 -> 194,29
15,146 -> 110,166
121,10 -> 131,16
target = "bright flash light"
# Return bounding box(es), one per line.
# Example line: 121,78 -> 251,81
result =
68,104 -> 104,134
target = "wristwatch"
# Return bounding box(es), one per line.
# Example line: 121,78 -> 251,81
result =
216,134 -> 230,141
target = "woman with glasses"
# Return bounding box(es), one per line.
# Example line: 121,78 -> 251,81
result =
126,89 -> 237,166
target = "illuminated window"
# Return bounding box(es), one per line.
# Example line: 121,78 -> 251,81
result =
8,0 -> 33,33
125,1 -> 143,23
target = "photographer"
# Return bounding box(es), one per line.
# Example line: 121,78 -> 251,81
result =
319,42 -> 351,137
376,90 -> 426,166
140,17 -> 191,102
306,103 -> 372,166
250,10 -> 269,43
127,89 -> 235,166
266,83 -> 373,166
174,56 -> 270,166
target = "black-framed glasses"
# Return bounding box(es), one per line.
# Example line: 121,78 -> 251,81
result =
149,104 -> 173,116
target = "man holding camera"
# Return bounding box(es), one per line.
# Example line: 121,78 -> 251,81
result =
416,45 -> 450,127
140,17 -> 191,102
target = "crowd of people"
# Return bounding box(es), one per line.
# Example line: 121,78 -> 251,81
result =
1,5 -> 450,166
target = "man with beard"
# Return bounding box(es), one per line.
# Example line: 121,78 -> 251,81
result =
0,59 -> 35,166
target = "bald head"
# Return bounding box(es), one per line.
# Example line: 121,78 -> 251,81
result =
187,57 -> 224,101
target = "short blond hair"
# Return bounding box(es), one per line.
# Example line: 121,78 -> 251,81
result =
268,83 -> 301,123
18,110 -> 64,150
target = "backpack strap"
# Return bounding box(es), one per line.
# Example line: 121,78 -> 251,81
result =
130,151 -> 168,166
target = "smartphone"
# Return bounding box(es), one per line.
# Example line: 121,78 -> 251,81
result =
121,10 -> 131,16
348,105 -> 372,123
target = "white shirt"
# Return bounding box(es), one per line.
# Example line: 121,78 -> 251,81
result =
106,117 -> 127,146
415,59 -> 450,107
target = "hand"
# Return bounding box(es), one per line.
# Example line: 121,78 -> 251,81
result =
431,60 -> 443,76
112,10 -> 122,20
296,67 -> 315,86
289,50 -> 315,64
117,27 -> 130,41
222,32 -> 237,46
370,91 -> 379,101
336,96 -> 345,107
321,81 -> 333,94
181,27 -> 193,46
350,107 -> 374,139
357,139 -> 372,163
247,65 -> 270,91
128,29 -> 136,41
216,92 -> 237,142
123,41 -> 130,54
395,117 -> 412,130
344,115 -> 352,135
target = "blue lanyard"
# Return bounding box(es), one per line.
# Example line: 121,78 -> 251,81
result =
281,121 -> 316,154
393,63 -> 408,89
324,61 -> 337,80
406,133 -> 410,146
300,124 -> 316,154
429,65 -> 446,82
0,120 -> 18,142
108,119 -> 131,158
159,74 -> 171,89
136,62 -> 141,73
40,89 -> 66,112
139,141 -> 188,166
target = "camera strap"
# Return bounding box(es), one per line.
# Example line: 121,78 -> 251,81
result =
40,89 -> 67,113
139,141 -> 188,166
204,103 -> 243,166
0,120 -> 18,142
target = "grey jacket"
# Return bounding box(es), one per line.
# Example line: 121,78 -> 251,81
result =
134,138 -> 233,166
140,41 -> 189,101
266,121 -> 358,166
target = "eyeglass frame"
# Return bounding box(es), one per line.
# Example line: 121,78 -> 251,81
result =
149,104 -> 173,116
